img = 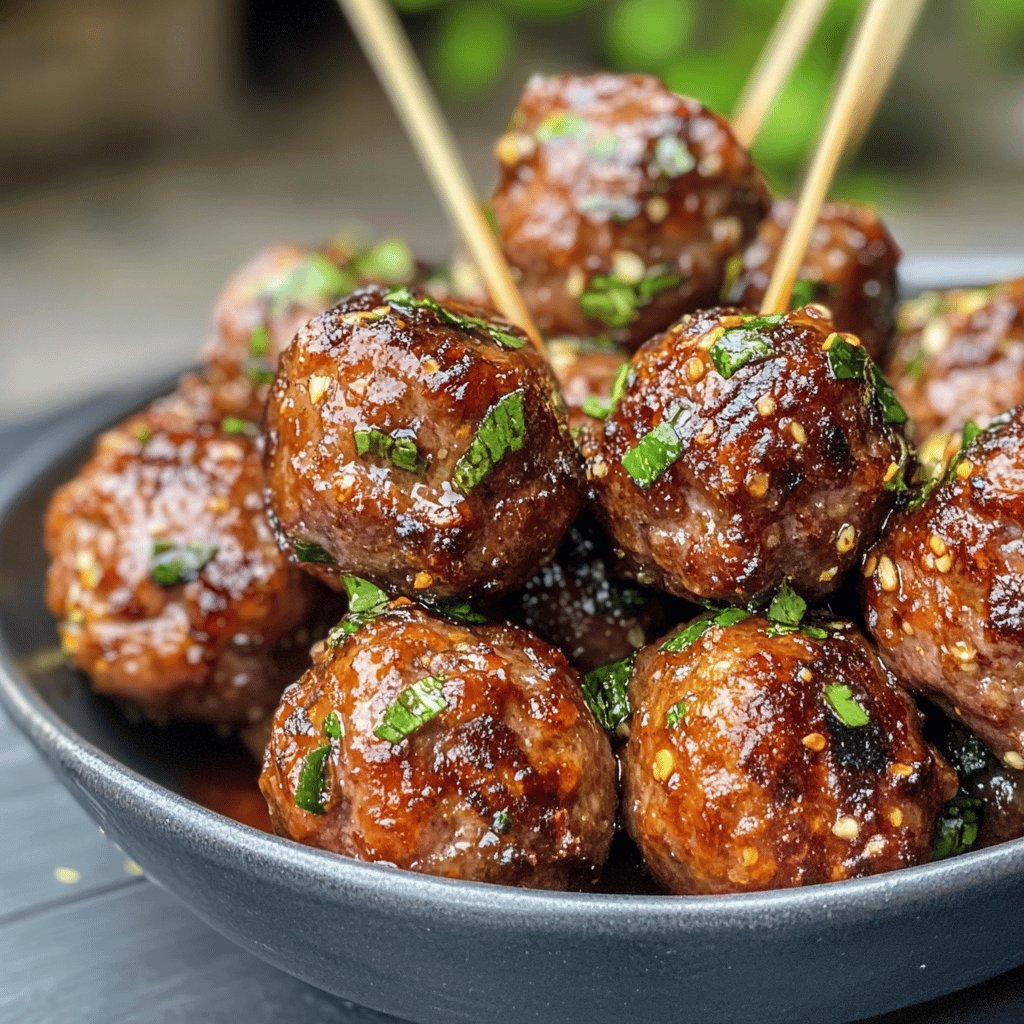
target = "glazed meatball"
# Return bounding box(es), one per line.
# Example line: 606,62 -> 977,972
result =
622,611 -> 956,894
589,305 -> 910,604
491,73 -> 769,347
264,284 -> 584,600
726,200 -> 901,363
863,406 -> 1024,765
45,375 -> 319,727
204,240 -> 418,417
505,518 -> 676,672
259,601 -> 617,889
888,279 -> 1024,444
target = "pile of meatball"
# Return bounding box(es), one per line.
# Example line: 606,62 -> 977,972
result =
45,73 -> 1024,895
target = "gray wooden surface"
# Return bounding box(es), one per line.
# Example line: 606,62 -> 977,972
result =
3,403 -> 1024,1024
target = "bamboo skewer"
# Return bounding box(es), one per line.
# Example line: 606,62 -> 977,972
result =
335,0 -> 543,350
760,0 -> 910,314
732,0 -> 831,149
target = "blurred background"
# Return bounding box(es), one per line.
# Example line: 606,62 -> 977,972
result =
2,0 -> 1023,420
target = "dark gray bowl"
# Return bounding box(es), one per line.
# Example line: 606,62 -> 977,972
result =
4,258 -> 1024,1024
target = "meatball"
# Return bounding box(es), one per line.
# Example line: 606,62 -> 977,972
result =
491,73 -> 769,347
264,284 -> 584,600
622,611 -> 956,894
863,406 -> 1024,765
546,337 -> 630,433
505,518 -> 676,672
45,375 -> 319,727
888,279 -> 1024,444
726,200 -> 901,363
204,239 -> 419,417
259,601 -> 617,889
589,305 -> 910,604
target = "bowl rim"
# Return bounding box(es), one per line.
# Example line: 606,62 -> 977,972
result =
4,277 -> 1024,929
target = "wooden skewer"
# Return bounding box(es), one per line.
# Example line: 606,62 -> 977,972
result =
335,0 -> 543,350
845,0 -> 926,153
732,0 -> 831,149
760,0 -> 909,314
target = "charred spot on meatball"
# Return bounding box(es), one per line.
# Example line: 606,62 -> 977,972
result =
726,200 -> 901,363
44,374 -> 320,728
888,278 -> 1024,447
863,405 -> 1024,765
621,611 -> 956,894
259,601 -> 617,889
589,305 -> 911,604
491,73 -> 769,347
263,284 -> 585,600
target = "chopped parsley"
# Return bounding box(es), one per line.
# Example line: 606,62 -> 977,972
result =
292,539 -> 335,565
709,315 -> 784,379
908,418 -> 996,510
763,581 -> 828,639
789,278 -> 817,309
535,111 -> 587,142
652,135 -> 695,178
245,361 -> 276,387
432,599 -> 487,624
582,654 -> 634,736
665,700 -> 688,728
491,809 -> 513,834
248,323 -> 270,358
621,407 -> 686,488
661,607 -> 751,652
220,416 -> 254,436
353,427 -> 422,474
823,683 -> 870,728
580,362 -> 631,420
453,390 -> 527,492
149,540 -> 218,587
825,334 -> 908,426
351,238 -> 415,284
294,743 -> 332,814
269,253 -> 354,315
934,795 -> 983,860
322,711 -> 342,740
579,267 -> 683,329
374,674 -> 447,745
383,287 -> 525,350
328,574 -> 390,641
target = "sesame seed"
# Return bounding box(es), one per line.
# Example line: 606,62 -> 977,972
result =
889,808 -> 904,827
956,459 -> 974,480
928,534 -> 947,556
646,195 -> 669,223
589,458 -> 609,479
494,131 -> 535,166
883,461 -> 899,483
565,266 -> 586,299
818,566 -> 839,582
700,326 -> 725,349
686,356 -> 706,383
889,762 -> 913,778
935,553 -> 953,574
836,524 -> 857,554
789,422 -> 807,445
653,749 -> 675,781
951,643 -> 977,664
611,250 -> 646,284
901,621 -> 915,636
877,555 -> 899,592
747,473 -> 770,498
864,835 -> 887,857
308,375 -> 332,405
627,626 -> 646,647
803,732 -> 827,752
1004,751 -> 1024,770
799,668 -> 813,683
742,846 -> 759,866
413,571 -> 433,590
863,554 -> 878,578
756,395 -> 776,417
822,332 -> 840,352
422,357 -> 440,374
832,816 -> 860,841
695,421 -> 716,445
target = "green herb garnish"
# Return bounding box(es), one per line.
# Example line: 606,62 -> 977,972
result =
249,323 -> 270,358
661,607 -> 750,652
134,426 -> 153,444
622,407 -> 686,488
322,711 -> 342,740
294,744 -> 332,814
710,325 -> 774,379
580,362 -> 631,420
383,287 -> 525,350
589,135 -> 619,159
491,809 -> 513,835
353,428 -> 422,474
269,253 -> 354,315
149,540 -> 218,587
665,700 -> 689,728
351,239 -> 415,285
790,278 -> 817,309
763,581 -> 828,639
453,390 -> 527,492
909,418 -> 992,511
823,683 -> 870,728
292,539 -> 335,565
433,600 -> 487,624
582,654 -> 634,736
579,267 -> 682,329
535,111 -> 587,142
825,335 -> 908,426
374,674 -> 447,745
246,361 -> 276,387
652,135 -> 695,178
220,416 -> 253,435
328,574 -> 390,642
934,795 -> 983,860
